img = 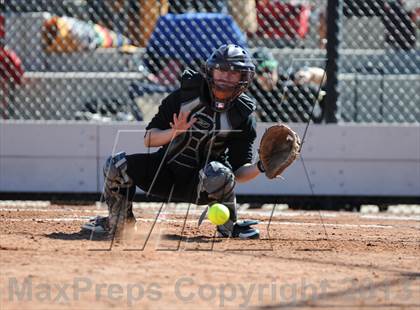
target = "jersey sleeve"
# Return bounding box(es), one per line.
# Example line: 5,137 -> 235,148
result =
226,114 -> 257,172
146,91 -> 181,131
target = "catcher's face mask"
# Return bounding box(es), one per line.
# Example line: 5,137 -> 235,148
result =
211,69 -> 241,104
205,44 -> 255,112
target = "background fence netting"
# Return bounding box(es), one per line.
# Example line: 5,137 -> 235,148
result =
1,0 -> 419,123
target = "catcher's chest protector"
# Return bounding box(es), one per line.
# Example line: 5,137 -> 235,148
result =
166,98 -> 233,169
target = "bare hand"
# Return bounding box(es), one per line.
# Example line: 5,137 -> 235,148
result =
294,69 -> 312,85
295,67 -> 326,86
170,111 -> 196,136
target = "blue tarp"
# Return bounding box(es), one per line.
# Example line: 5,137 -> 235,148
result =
145,13 -> 247,70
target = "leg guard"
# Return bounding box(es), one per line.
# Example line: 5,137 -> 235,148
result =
103,152 -> 135,235
199,161 -> 259,239
199,161 -> 237,236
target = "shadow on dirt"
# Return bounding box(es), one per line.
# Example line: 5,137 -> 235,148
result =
161,233 -> 223,244
44,231 -> 108,241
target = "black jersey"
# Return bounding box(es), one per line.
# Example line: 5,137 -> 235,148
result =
146,69 -> 257,172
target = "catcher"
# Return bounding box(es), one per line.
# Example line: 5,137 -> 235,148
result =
82,44 -> 300,239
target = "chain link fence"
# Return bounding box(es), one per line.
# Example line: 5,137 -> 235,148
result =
1,0 -> 419,122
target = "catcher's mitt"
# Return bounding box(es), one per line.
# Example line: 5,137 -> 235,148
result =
259,124 -> 301,179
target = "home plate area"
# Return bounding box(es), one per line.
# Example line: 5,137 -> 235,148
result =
0,202 -> 419,309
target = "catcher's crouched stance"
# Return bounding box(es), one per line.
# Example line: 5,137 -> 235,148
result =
82,44 -> 300,239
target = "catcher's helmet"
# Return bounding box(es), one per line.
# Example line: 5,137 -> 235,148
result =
204,44 -> 255,111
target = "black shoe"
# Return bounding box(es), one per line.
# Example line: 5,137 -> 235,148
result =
81,215 -> 136,234
81,216 -> 109,234
232,220 -> 260,239
218,220 -> 260,239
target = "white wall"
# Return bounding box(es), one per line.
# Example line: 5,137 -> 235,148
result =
1,121 -> 419,197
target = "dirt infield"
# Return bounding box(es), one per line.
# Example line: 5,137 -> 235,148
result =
0,202 -> 419,309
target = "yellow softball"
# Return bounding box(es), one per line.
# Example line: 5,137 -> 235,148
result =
208,203 -> 230,226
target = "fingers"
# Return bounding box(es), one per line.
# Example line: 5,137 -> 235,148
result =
172,113 -> 178,127
183,110 -> 191,121
173,112 -> 184,124
171,111 -> 195,131
173,111 -> 192,124
187,117 -> 197,127
179,111 -> 190,124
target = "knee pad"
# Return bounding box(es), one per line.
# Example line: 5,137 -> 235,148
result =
103,152 -> 134,234
103,152 -> 133,195
200,161 -> 235,201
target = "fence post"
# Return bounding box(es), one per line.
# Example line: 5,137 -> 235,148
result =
324,0 -> 343,123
